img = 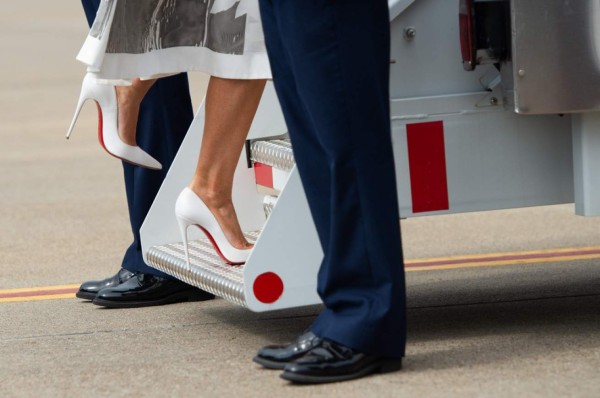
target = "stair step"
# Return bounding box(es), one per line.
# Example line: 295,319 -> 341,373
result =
250,138 -> 294,172
262,195 -> 278,218
147,139 -> 295,308
146,231 -> 260,307
251,138 -> 294,196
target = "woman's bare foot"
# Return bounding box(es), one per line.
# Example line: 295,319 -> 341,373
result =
115,79 -> 156,146
189,183 -> 253,250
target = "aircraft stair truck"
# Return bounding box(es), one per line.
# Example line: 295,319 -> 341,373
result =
139,0 -> 600,311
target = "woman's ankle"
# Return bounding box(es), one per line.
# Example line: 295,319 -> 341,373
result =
115,87 -> 142,146
188,182 -> 253,249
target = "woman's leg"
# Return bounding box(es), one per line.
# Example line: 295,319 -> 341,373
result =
116,76 -> 266,249
116,79 -> 156,145
189,76 -> 267,249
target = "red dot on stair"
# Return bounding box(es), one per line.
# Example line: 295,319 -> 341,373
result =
253,272 -> 284,304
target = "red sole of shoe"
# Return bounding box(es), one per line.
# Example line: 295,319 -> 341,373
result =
94,102 -> 160,170
192,224 -> 245,266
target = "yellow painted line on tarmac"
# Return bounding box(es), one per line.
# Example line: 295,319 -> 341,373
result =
2,246 -> 600,303
0,284 -> 78,303
0,294 -> 76,303
405,246 -> 600,271
0,284 -> 80,294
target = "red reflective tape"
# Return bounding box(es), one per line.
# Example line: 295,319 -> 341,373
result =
254,162 -> 274,188
406,121 -> 449,213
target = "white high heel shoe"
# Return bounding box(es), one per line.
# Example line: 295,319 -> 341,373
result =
175,187 -> 252,266
66,73 -> 162,170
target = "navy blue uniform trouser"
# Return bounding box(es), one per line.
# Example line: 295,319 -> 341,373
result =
81,0 -> 194,279
259,0 -> 407,357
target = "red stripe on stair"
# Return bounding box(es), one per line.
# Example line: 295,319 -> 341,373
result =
406,121 -> 450,213
254,162 -> 274,189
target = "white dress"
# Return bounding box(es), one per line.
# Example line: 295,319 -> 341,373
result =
77,0 -> 271,82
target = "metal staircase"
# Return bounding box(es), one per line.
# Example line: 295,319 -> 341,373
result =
144,138 -> 316,310
140,1 -> 591,312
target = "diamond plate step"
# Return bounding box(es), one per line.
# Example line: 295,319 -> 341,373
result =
146,231 -> 260,307
262,195 -> 278,218
250,138 -> 294,172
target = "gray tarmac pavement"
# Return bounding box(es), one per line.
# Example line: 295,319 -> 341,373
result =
1,2 -> 600,397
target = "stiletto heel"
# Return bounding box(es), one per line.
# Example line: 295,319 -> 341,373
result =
66,72 -> 162,170
177,216 -> 191,267
175,187 -> 251,265
66,92 -> 86,140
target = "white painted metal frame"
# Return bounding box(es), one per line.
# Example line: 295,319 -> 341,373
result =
572,112 -> 600,216
140,0 -> 600,312
140,83 -> 286,264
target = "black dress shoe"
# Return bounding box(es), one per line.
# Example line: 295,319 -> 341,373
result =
253,331 -> 322,369
76,268 -> 135,300
92,273 -> 214,308
280,339 -> 402,384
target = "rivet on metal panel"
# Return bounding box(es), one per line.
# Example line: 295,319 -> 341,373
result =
403,27 -> 416,41
518,69 -> 526,77
489,97 -> 498,105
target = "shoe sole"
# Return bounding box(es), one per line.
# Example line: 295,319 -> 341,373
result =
252,356 -> 288,370
75,291 -> 97,301
280,359 -> 402,384
92,292 -> 215,308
